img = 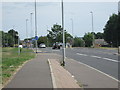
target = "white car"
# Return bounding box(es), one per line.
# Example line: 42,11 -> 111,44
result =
39,43 -> 46,48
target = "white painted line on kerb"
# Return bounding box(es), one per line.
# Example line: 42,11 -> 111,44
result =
77,53 -> 88,56
70,59 -> 119,82
48,59 -> 57,88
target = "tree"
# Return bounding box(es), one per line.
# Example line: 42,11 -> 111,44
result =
1,30 -> 19,47
73,37 -> 84,47
37,36 -> 48,46
47,24 -> 73,45
95,32 -> 104,39
83,32 -> 93,47
103,14 -> 120,47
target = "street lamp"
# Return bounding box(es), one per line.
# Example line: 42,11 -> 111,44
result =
61,0 -> 65,66
35,0 -> 38,53
30,13 -> 33,48
90,11 -> 95,48
30,13 -> 33,37
70,18 -> 74,37
26,19 -> 28,48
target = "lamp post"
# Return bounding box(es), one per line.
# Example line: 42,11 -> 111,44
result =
35,0 -> 38,53
30,13 -> 33,48
90,11 -> 95,48
61,0 -> 65,66
30,13 -> 33,37
26,19 -> 28,48
13,26 -> 15,47
70,18 -> 74,37
17,33 -> 20,55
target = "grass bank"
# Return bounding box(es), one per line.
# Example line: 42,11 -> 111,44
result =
2,47 -> 35,85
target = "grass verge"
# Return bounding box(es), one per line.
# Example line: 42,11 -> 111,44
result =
2,47 -> 35,85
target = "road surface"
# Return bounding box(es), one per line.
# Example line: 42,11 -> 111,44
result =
39,47 -> 119,81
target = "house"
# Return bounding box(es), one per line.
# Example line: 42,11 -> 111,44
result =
94,39 -> 108,47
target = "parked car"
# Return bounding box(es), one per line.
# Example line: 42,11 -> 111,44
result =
52,42 -> 61,49
39,43 -> 46,48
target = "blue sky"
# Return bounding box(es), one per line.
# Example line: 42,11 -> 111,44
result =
2,1 -> 118,40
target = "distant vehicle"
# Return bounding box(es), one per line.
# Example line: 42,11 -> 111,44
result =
19,45 -> 23,48
39,43 -> 46,48
52,42 -> 61,49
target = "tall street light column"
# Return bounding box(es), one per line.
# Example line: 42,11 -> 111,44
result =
61,0 -> 65,66
90,11 -> 95,48
70,18 -> 74,37
35,0 -> 38,53
26,19 -> 28,48
30,13 -> 33,48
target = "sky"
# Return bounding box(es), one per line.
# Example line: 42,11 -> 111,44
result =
1,1 -> 118,40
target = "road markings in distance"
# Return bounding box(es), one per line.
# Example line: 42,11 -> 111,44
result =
91,55 -> 101,59
77,53 -> 88,56
103,58 -> 119,63
76,53 -> 119,63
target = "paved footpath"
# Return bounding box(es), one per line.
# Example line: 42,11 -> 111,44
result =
4,53 -> 53,88
3,52 -> 80,89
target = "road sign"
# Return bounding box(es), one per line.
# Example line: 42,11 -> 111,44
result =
35,36 -> 38,40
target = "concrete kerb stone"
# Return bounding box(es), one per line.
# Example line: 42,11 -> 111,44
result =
48,59 -> 80,88
48,59 -> 57,88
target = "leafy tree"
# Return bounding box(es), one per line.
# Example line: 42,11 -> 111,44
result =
1,29 -> 19,47
37,36 -> 48,46
47,24 -> 73,45
103,14 -> 120,47
95,32 -> 104,39
83,32 -> 93,47
73,37 -> 84,47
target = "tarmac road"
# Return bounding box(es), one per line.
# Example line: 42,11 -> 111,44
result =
41,47 -> 119,80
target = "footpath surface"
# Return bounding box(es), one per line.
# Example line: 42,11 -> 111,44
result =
3,52 -> 80,89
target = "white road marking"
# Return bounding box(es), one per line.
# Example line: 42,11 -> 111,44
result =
77,53 -> 88,56
91,55 -> 101,59
103,58 -> 119,63
70,59 -> 119,82
77,53 -> 119,63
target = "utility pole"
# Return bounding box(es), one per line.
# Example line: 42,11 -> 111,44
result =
118,1 -> 120,54
30,13 -> 33,38
13,26 -> 15,47
30,13 -> 33,48
61,0 -> 65,66
90,11 -> 95,48
18,33 -> 20,55
35,0 -> 38,53
70,18 -> 74,37
26,19 -> 28,48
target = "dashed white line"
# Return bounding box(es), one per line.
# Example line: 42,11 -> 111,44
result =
103,58 -> 119,63
91,55 -> 101,59
77,53 -> 119,63
77,53 -> 88,56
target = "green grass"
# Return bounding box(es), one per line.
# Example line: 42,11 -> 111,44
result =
2,47 -> 35,85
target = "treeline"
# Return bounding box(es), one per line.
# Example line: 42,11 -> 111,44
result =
1,29 -> 19,47
36,24 -> 104,47
103,13 -> 120,47
1,13 -> 119,48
